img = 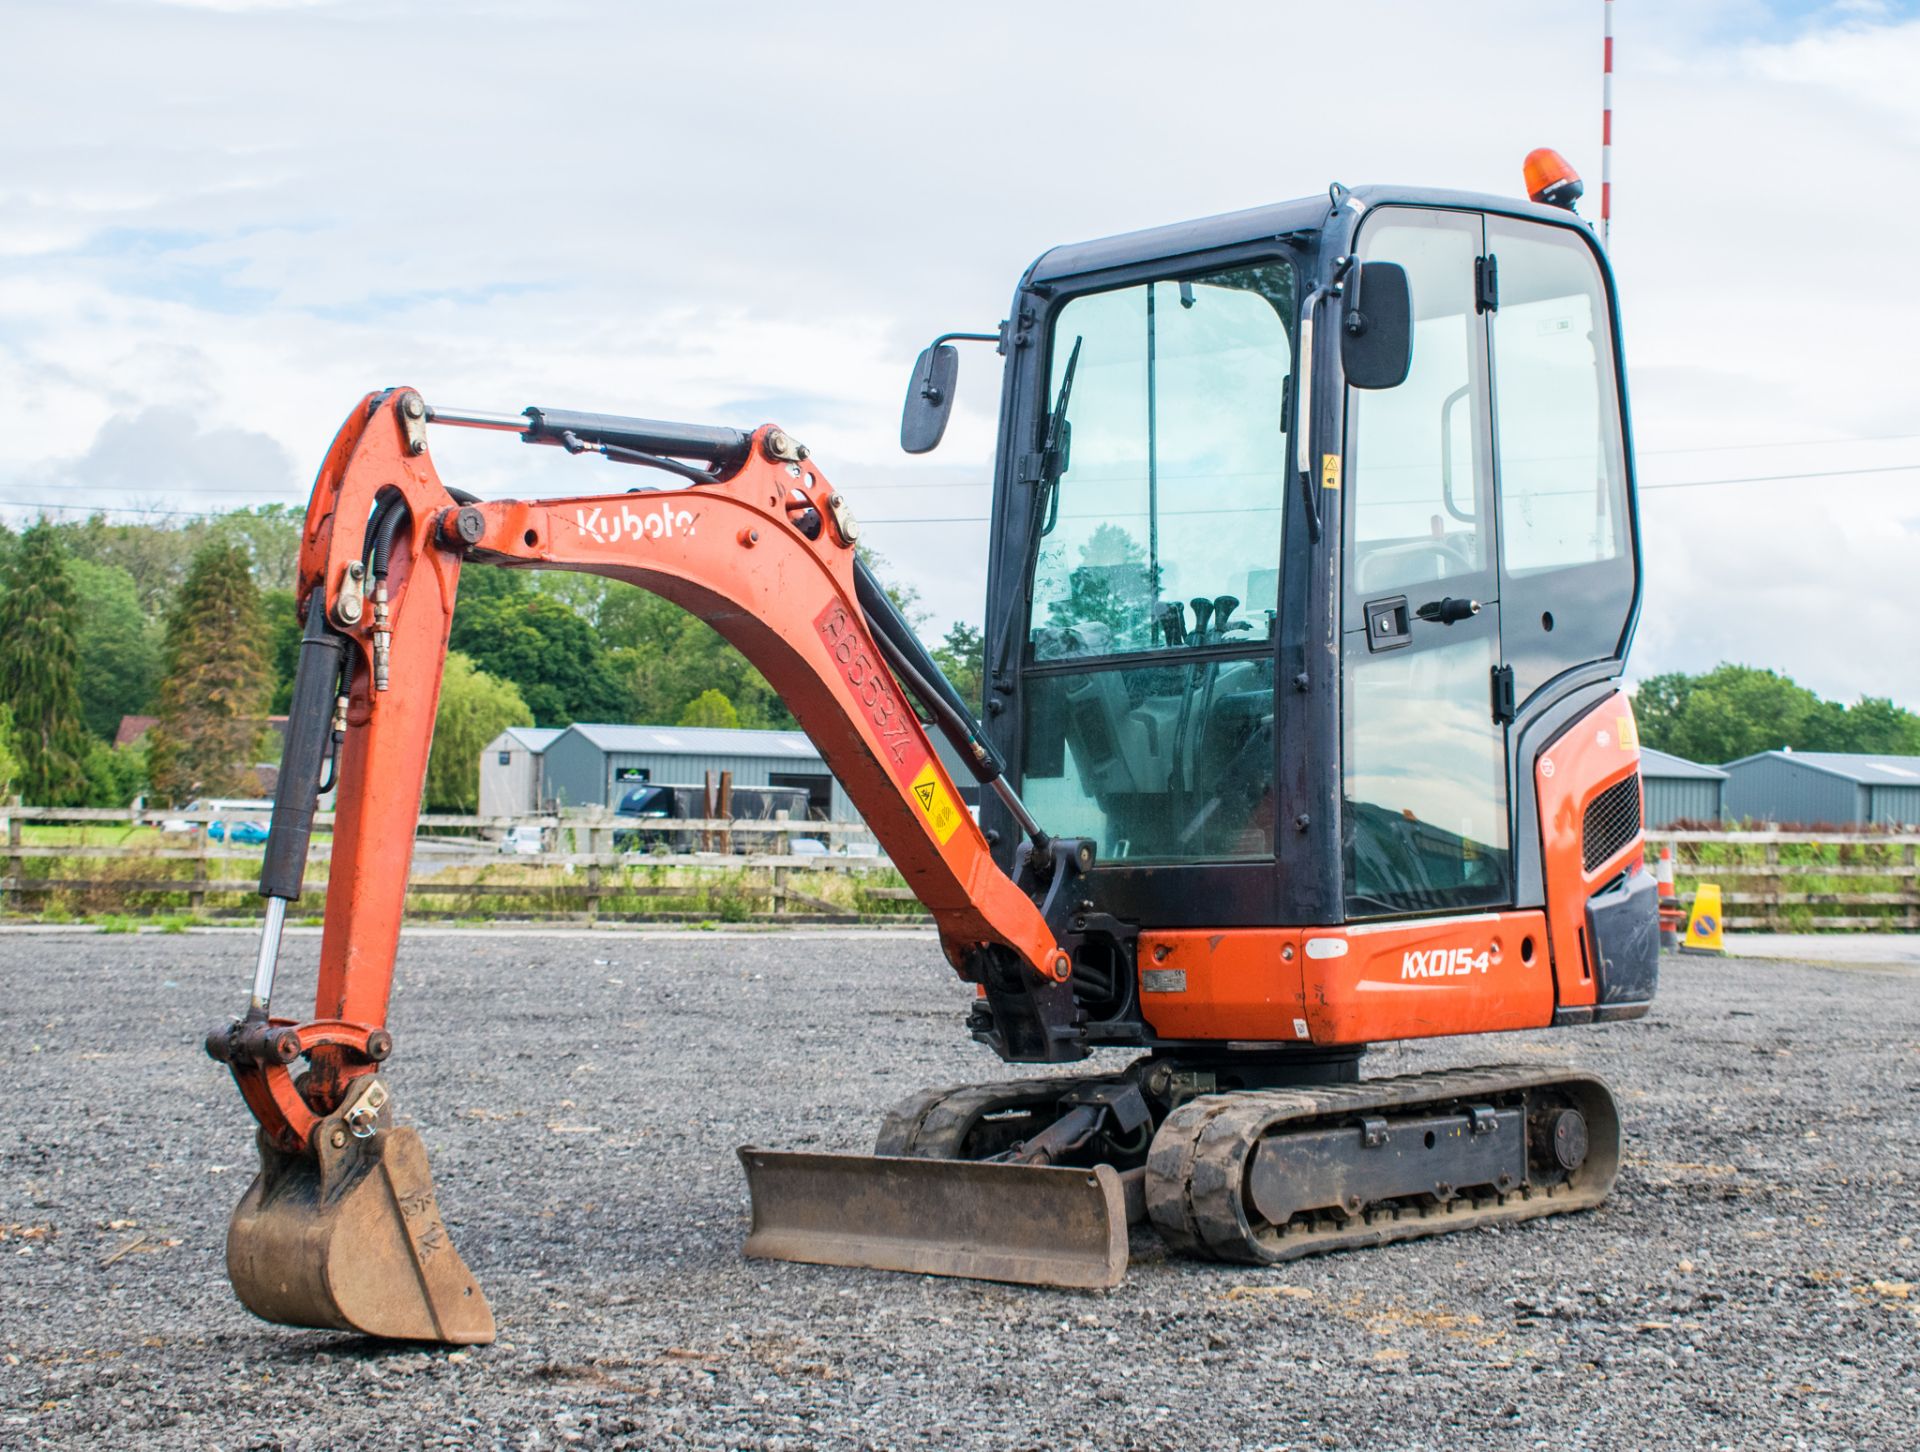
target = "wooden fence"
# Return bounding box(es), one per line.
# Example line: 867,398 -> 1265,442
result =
0,805 -> 921,924
1649,830 -> 1919,931
3,808 -> 1915,931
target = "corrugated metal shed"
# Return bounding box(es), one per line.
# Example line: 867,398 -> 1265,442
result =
540,723 -> 858,821
477,725 -> 564,817
1636,747 -> 1727,827
1721,750 -> 1920,827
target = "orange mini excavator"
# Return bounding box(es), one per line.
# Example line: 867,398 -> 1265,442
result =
209,161 -> 1659,1343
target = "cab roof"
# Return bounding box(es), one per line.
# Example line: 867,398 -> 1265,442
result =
1027,184 -> 1593,285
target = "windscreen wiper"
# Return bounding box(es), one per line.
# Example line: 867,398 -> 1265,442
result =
994,336 -> 1083,679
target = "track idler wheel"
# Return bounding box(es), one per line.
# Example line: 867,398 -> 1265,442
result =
225,1077 -> 494,1344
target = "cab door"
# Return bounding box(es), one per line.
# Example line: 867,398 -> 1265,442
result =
1341,208 -> 1513,918
1482,215 -> 1635,707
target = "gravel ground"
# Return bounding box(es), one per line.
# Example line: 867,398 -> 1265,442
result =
2,927 -> 1916,1451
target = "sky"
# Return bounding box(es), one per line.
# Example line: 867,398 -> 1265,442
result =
1,0 -> 1916,708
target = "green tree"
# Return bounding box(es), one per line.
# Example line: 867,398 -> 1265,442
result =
80,739 -> 148,807
678,688 -> 740,729
1629,671 -> 1692,754
0,523 -> 90,803
56,511 -> 203,615
580,579 -> 797,730
1634,663 -> 1920,764
208,505 -> 304,593
261,587 -> 304,713
0,703 -> 22,802
449,569 -> 627,725
426,653 -> 533,812
1659,665 -> 1821,763
931,621 -> 986,708
1827,696 -> 1920,755
147,539 -> 274,804
67,557 -> 162,740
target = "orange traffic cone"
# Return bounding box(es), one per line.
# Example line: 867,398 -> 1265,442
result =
1655,845 -> 1682,952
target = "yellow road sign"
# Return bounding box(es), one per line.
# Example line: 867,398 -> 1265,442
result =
1682,882 -> 1726,954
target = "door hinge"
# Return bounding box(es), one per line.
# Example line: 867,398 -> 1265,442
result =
1491,663 -> 1516,724
1476,254 -> 1499,313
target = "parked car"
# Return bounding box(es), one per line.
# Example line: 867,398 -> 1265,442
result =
611,783 -> 815,853
160,798 -> 273,838
498,825 -> 545,855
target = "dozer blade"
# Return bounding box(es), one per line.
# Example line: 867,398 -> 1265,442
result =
738,1148 -> 1129,1290
226,1079 -> 494,1344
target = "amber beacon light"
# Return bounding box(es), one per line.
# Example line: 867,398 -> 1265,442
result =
1523,148 -> 1585,210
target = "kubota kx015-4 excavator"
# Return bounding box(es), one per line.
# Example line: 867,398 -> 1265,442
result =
209,165 -> 1658,1343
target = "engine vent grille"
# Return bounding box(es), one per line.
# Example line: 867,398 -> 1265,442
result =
1582,772 -> 1642,873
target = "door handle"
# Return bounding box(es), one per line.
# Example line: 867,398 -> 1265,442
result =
1363,596 -> 1411,652
1416,596 -> 1480,625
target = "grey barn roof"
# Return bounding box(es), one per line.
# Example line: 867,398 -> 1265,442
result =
558,723 -> 824,759
1636,748 -> 1728,782
1721,750 -> 1920,784
501,726 -> 564,753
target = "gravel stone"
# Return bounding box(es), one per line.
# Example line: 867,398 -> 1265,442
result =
1,928 -> 1915,1449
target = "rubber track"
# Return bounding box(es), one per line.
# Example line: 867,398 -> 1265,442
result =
875,1074 -> 1124,1159
1144,1064 -> 1620,1264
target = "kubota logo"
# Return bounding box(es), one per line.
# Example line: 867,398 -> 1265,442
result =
573,502 -> 697,544
1400,947 -> 1491,979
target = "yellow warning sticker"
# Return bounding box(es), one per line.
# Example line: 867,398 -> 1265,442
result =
1617,714 -> 1640,751
909,761 -> 963,845
1320,453 -> 1342,491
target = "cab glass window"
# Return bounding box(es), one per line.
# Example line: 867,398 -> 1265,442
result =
1488,219 -> 1627,574
1021,657 -> 1276,861
1029,263 -> 1295,660
1346,212 -> 1491,601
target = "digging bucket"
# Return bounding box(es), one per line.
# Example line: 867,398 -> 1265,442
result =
738,1148 -> 1129,1289
226,1079 -> 494,1344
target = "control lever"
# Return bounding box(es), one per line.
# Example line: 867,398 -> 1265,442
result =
1416,597 -> 1481,626
1212,595 -> 1249,634
1158,602 -> 1186,647
1188,597 -> 1215,642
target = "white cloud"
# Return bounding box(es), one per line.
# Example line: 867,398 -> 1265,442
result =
0,0 -> 1913,707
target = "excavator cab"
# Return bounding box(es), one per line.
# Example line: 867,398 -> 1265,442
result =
212,172 -> 1655,1340
902,185 -> 1647,1065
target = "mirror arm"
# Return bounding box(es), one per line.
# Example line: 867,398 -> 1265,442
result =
1333,254 -> 1369,337
920,330 -> 1004,401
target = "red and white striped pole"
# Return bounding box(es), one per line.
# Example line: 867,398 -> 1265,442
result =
1602,0 -> 1614,246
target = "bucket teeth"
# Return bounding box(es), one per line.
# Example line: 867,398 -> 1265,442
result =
226,1082 -> 494,1345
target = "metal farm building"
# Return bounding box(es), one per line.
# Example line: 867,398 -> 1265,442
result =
1721,750 -> 1920,828
538,723 -> 856,822
1636,748 -> 1728,828
476,725 -> 564,817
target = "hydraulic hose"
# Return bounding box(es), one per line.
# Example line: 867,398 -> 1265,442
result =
368,496 -> 411,581
853,559 -> 1051,852
853,559 -> 1002,781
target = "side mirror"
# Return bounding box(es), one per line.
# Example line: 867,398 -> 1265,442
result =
900,344 -> 959,454
1341,261 -> 1413,390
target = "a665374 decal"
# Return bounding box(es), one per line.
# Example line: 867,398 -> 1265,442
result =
815,601 -> 924,785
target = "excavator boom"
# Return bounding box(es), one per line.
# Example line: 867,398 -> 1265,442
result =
212,389 -> 1111,1339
